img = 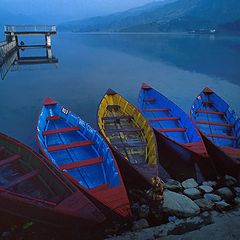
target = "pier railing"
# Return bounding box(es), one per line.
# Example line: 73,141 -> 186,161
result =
4,25 -> 56,33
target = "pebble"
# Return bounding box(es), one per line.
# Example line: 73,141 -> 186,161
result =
202,181 -> 217,187
215,201 -> 231,211
183,188 -> 202,200
215,187 -> 234,200
225,175 -> 238,186
182,178 -> 198,189
198,185 -> 213,193
165,179 -> 182,191
132,218 -> 149,231
194,198 -> 215,211
204,193 -> 221,202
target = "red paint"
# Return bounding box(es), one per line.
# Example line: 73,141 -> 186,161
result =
46,140 -> 94,152
42,126 -> 80,136
207,134 -> 237,140
203,87 -> 214,94
89,183 -> 110,192
157,128 -> 187,133
143,98 -> 156,102
148,117 -> 180,121
196,110 -> 225,115
142,108 -> 170,112
196,120 -> 233,127
59,157 -> 103,170
141,82 -> 152,89
202,101 -> 214,104
46,116 -> 62,121
0,154 -> 20,167
43,97 -> 57,106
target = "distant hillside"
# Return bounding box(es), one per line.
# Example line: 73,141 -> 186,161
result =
58,0 -> 240,33
218,19 -> 240,34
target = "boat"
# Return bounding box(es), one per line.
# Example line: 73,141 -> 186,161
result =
36,97 -> 131,219
0,131 -> 106,228
191,87 -> 240,179
138,83 -> 217,181
97,89 -> 170,182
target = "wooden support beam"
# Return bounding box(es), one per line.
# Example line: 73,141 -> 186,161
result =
148,117 -> 180,121
196,121 -> 233,127
142,108 -> 170,112
207,134 -> 237,140
157,128 -> 187,133
0,155 -> 20,167
196,110 -> 225,115
42,127 -> 80,136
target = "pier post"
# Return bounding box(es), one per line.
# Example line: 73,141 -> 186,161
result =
45,35 -> 51,48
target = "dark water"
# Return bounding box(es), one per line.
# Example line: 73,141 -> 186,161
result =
0,33 -> 240,149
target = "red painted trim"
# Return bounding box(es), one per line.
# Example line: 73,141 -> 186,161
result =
142,108 -> 170,112
203,87 -> 214,94
196,110 -> 225,115
148,117 -> 180,121
46,140 -> 94,152
46,116 -> 62,121
143,98 -> 156,102
141,82 -> 152,89
42,126 -> 80,136
43,97 -> 57,106
157,128 -> 187,133
59,157 -> 103,170
196,120 -> 233,127
202,101 -> 214,104
89,183 -> 110,192
207,134 -> 237,140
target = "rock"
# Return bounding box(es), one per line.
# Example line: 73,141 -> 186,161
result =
182,178 -> 198,189
215,187 -> 234,200
183,188 -> 202,200
194,199 -> 215,211
201,211 -> 210,218
204,193 -> 221,202
165,179 -> 182,191
235,197 -> 240,205
198,185 -> 213,193
234,187 -> 240,196
202,181 -> 217,187
215,201 -> 231,211
162,190 -> 200,217
132,218 -> 149,231
138,204 -> 150,218
225,175 -> 237,186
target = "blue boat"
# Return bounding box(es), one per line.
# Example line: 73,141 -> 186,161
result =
191,87 -> 240,178
36,97 -> 131,218
138,83 -> 217,180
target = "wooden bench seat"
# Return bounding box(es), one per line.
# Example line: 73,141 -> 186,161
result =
142,108 -> 170,112
148,117 -> 180,122
42,127 -> 80,136
115,142 -> 147,148
157,128 -> 187,133
46,116 -> 62,121
202,101 -> 214,104
143,98 -> 156,102
105,127 -> 141,133
102,116 -> 132,121
1,169 -> 39,189
196,120 -> 233,127
59,157 -> 103,170
46,140 -> 94,152
207,134 -> 237,140
196,110 -> 225,115
107,105 -> 120,111
0,155 -> 21,167
89,183 -> 110,192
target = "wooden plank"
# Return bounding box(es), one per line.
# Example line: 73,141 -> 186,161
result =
89,183 -> 110,192
142,108 -> 170,112
115,142 -> 147,148
46,116 -> 62,121
59,157 -> 103,170
157,128 -> 187,133
207,134 -> 237,140
196,110 -> 225,115
148,117 -> 180,121
196,120 -> 233,127
202,101 -> 214,104
107,105 -> 120,111
42,126 -> 80,136
1,169 -> 39,189
143,98 -> 156,102
105,127 -> 141,133
102,116 -> 132,121
46,140 -> 94,152
0,146 -> 5,153
0,155 -> 20,167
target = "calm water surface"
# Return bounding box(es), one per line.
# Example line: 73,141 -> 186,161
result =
0,33 -> 240,149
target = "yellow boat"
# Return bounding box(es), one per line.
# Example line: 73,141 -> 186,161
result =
98,89 -> 158,167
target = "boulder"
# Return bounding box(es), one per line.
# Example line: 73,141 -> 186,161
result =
165,179 -> 182,191
216,187 -> 234,200
163,190 -> 200,217
225,175 -> 237,186
194,199 -> 215,211
204,193 -> 221,202
198,185 -> 213,193
202,181 -> 217,187
183,188 -> 202,200
182,178 -> 198,189
138,204 -> 150,218
132,218 -> 149,231
215,201 -> 231,211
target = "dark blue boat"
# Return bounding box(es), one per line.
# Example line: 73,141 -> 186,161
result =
36,97 -> 131,218
138,83 -> 217,180
191,87 -> 240,178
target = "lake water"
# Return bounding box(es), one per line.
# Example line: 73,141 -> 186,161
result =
0,32 -> 240,149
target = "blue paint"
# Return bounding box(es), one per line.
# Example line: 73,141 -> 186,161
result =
37,102 -> 121,190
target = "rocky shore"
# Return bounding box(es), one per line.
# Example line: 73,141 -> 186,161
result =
105,175 -> 240,240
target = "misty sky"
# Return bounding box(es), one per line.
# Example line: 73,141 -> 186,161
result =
1,0 -> 162,22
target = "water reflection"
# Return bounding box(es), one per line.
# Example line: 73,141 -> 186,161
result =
0,46 -> 58,80
78,33 -> 240,86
